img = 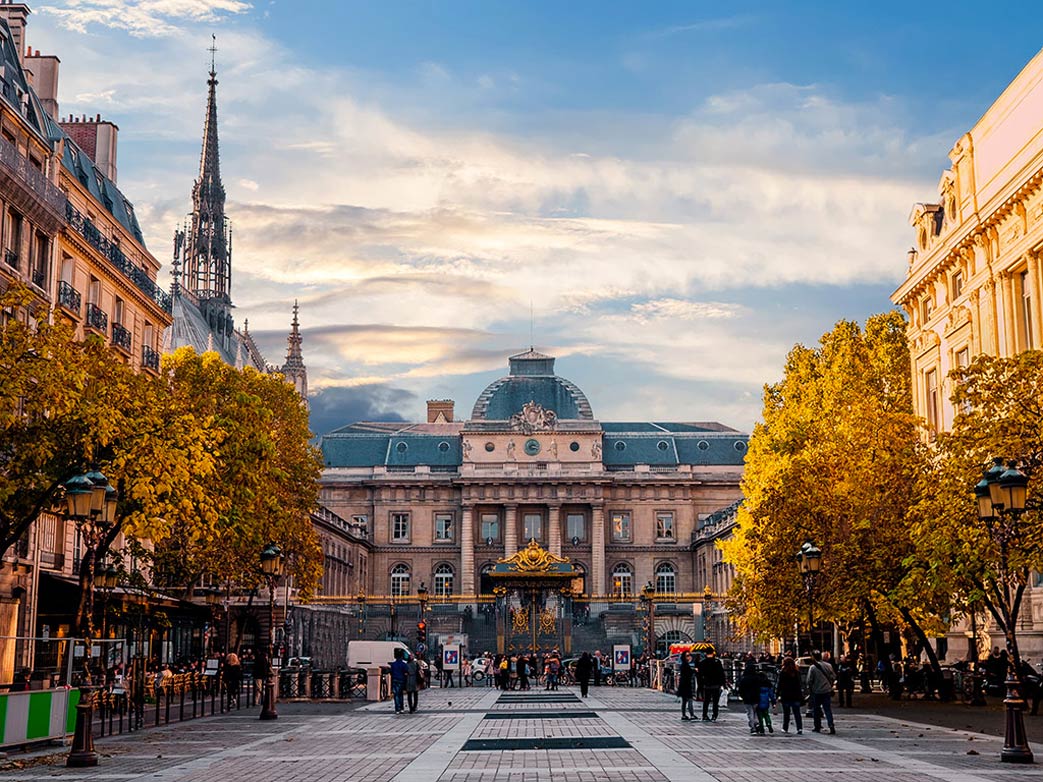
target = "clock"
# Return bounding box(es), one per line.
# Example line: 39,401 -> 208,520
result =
524,438 -> 541,456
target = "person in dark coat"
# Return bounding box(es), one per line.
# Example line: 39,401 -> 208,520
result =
836,655 -> 855,707
223,653 -> 242,708
738,662 -> 762,734
775,656 -> 804,734
697,649 -> 726,721
677,652 -> 696,721
517,654 -> 529,691
575,652 -> 594,698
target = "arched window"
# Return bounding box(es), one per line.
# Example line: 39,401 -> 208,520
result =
655,562 -> 676,595
434,563 -> 455,596
612,562 -> 633,597
390,563 -> 411,597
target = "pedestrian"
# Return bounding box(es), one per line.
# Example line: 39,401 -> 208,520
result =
548,654 -> 560,690
738,662 -> 762,734
462,656 -> 472,687
498,656 -> 510,691
389,648 -> 409,714
518,654 -> 529,691
756,667 -> 775,734
223,653 -> 242,708
836,654 -> 855,707
406,655 -> 420,713
698,648 -> 726,721
806,651 -> 836,734
857,653 -> 872,693
678,652 -> 697,721
576,652 -> 593,698
593,650 -> 603,686
775,656 -> 803,734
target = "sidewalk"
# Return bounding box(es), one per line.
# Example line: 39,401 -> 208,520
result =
845,691 -> 1039,739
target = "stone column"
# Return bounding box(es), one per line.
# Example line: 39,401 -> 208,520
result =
547,504 -> 561,557
591,504 -> 605,596
1028,252 -> 1043,349
460,504 -> 475,594
504,505 -> 518,557
1000,270 -> 1016,356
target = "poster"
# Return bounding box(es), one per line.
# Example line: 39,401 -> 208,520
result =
443,644 -> 461,671
612,644 -> 631,672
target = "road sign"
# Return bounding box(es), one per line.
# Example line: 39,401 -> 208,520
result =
416,642 -> 427,655
612,644 -> 631,672
443,644 -> 461,671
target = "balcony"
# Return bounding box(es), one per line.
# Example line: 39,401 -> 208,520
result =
3,249 -> 17,269
85,302 -> 108,333
0,134 -> 66,230
31,265 -> 46,289
111,322 -> 132,353
58,280 -> 81,315
142,344 -> 160,371
65,202 -> 172,314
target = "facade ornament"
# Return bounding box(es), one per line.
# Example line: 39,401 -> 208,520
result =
462,439 -> 473,458
506,439 -> 516,461
548,439 -> 558,458
509,400 -> 558,434
591,440 -> 602,460
495,539 -> 571,572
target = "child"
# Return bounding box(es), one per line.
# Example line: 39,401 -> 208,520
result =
756,668 -> 776,734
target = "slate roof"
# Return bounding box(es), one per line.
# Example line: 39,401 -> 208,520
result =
59,137 -> 145,244
161,293 -> 268,370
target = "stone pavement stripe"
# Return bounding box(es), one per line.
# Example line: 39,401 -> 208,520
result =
587,696 -> 717,782
390,689 -> 499,781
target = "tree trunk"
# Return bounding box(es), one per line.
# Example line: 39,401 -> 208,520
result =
897,605 -> 942,673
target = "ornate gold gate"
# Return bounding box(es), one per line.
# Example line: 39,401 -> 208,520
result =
489,540 -> 576,655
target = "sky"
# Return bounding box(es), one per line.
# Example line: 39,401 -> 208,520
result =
26,1 -> 1043,436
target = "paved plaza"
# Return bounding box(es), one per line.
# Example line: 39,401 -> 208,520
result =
2,687 -> 1042,781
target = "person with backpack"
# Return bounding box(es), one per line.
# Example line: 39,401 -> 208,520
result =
756,667 -> 776,734
806,651 -> 837,734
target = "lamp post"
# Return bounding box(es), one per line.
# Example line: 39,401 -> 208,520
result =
796,541 -> 822,654
974,458 -> 1033,764
641,581 -> 656,657
62,468 -> 117,768
205,589 -> 221,656
96,564 -> 118,665
259,543 -> 283,721
356,590 -> 366,636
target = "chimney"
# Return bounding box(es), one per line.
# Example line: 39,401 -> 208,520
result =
0,3 -> 30,66
24,49 -> 60,120
58,115 -> 119,183
427,399 -> 454,424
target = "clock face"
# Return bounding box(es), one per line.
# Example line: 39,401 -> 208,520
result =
524,438 -> 541,456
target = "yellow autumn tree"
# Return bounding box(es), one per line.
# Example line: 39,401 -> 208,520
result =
721,312 -> 945,665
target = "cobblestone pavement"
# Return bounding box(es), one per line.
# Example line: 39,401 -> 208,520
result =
2,687 -> 1041,781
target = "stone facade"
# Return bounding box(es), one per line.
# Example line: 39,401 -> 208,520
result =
891,47 -> 1043,660
319,351 -> 747,608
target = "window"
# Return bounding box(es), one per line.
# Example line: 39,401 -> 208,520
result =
113,297 -> 125,327
925,369 -> 940,436
611,512 -> 631,542
655,562 -> 676,595
434,563 -> 454,596
480,513 -> 500,543
920,295 -> 934,323
523,512 -> 542,542
951,270 -> 964,300
566,513 -> 585,543
390,564 -> 411,596
655,511 -> 675,541
955,347 -> 970,369
1020,271 -> 1034,350
391,512 -> 410,542
351,514 -> 369,536
88,276 -> 100,305
434,512 -> 453,542
612,563 -> 633,596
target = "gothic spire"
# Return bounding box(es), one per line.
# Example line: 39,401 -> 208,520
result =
282,301 -> 308,401
180,34 -> 231,302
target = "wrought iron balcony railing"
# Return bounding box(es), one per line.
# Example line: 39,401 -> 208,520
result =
58,280 -> 81,314
86,302 -> 108,333
142,344 -> 160,371
3,248 -> 17,269
0,133 -> 67,217
65,201 -> 172,314
111,322 -> 132,352
31,265 -> 46,289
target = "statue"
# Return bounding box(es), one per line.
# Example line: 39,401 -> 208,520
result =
506,439 -> 516,461
592,440 -> 602,460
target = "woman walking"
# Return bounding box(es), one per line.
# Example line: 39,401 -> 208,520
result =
678,652 -> 697,721
576,652 -> 593,698
776,657 -> 803,734
738,661 -> 762,734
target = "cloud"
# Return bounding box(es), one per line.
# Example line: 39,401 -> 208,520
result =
629,298 -> 742,323
645,15 -> 758,39
40,1 -> 252,38
308,384 -> 414,438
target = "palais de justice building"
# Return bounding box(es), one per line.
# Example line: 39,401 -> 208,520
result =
318,350 -> 747,601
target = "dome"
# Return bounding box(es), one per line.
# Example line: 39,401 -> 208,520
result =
470,350 -> 594,420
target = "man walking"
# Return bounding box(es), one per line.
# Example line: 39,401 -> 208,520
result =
698,648 -> 726,722
390,649 -> 409,715
575,652 -> 593,698
807,651 -> 837,734
406,656 -> 420,713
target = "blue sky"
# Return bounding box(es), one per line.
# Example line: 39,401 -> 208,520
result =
28,1 -> 1043,435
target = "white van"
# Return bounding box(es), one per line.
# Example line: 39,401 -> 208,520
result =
347,640 -> 413,669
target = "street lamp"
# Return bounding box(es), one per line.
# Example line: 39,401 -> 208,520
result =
356,590 -> 366,636
641,581 -> 656,657
96,564 -> 118,654
796,541 -> 822,654
62,468 -> 118,768
975,458 -> 1033,764
258,543 -> 283,721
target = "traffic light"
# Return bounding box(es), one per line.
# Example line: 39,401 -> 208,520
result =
417,621 -> 427,646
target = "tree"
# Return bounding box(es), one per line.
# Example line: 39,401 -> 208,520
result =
911,351 -> 1043,675
721,312 -> 944,664
147,348 -> 322,598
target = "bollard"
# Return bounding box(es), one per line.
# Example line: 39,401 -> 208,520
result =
366,668 -> 383,701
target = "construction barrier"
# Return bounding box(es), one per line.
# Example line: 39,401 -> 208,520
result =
0,689 -> 77,748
